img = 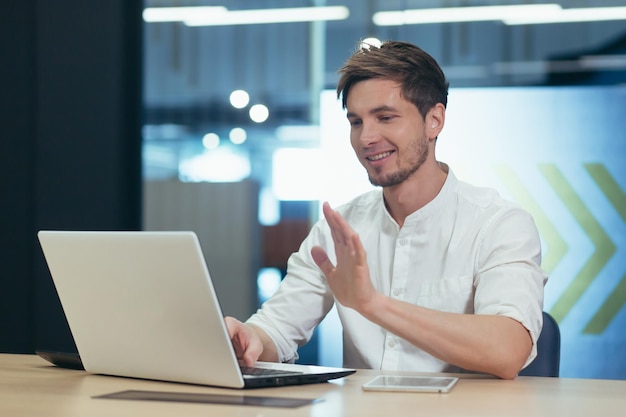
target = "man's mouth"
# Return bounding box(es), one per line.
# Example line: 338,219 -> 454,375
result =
367,151 -> 393,161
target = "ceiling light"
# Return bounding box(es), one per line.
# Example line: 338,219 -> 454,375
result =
249,104 -> 269,124
373,4 -> 562,25
143,6 -> 227,23
229,90 -> 250,109
202,133 -> 220,150
184,6 -> 349,26
503,7 -> 626,25
229,127 -> 247,145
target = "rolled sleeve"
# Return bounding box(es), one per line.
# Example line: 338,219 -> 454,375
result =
474,207 -> 548,365
246,223 -> 336,364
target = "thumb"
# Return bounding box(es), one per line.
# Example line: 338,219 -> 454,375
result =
311,245 -> 335,277
224,316 -> 241,339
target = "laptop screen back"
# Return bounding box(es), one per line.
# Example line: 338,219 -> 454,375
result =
38,231 -> 246,388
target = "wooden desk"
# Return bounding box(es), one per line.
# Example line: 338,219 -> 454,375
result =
2,354 -> 625,417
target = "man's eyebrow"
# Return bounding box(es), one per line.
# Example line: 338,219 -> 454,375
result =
346,105 -> 397,119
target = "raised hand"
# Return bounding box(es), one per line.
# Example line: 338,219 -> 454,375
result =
310,202 -> 378,314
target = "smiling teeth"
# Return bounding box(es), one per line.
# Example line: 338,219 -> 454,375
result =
368,151 -> 392,161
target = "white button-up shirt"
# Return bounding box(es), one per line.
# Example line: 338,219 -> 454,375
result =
247,169 -> 547,372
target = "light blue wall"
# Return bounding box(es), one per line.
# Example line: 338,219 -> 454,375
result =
440,86 -> 626,379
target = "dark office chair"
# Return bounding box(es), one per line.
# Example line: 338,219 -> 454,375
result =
519,311 -> 561,377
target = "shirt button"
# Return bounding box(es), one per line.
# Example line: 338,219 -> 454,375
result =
398,239 -> 407,246
392,289 -> 402,297
387,340 -> 396,348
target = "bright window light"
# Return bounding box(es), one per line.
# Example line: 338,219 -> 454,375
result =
272,148 -> 323,201
258,187 -> 280,226
249,104 -> 269,123
275,125 -> 320,142
257,268 -> 282,303
184,6 -> 349,27
229,90 -> 250,109
319,90 -> 375,208
179,148 -> 250,183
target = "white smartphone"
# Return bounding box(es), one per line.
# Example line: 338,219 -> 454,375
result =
362,375 -> 459,393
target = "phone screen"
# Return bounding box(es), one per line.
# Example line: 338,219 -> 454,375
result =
362,375 -> 459,393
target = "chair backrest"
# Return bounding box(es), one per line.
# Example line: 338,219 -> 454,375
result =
519,311 -> 561,377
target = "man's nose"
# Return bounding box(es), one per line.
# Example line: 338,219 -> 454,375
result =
357,121 -> 380,146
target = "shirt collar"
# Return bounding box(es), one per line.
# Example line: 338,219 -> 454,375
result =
392,164 -> 457,226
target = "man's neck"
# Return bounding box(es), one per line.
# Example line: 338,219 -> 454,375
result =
383,161 -> 448,227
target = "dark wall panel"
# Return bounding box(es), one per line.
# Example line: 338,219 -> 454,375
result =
0,0 -> 142,353
0,1 -> 37,353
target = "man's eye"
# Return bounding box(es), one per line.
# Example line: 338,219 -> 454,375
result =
349,120 -> 362,127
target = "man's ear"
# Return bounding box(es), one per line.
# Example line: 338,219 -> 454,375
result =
426,103 -> 446,139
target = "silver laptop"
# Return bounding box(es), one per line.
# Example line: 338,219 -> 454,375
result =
37,230 -> 355,389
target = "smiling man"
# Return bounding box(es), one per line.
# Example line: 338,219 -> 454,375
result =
226,40 -> 547,380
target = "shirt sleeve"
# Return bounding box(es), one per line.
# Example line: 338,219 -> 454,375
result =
473,206 -> 548,367
245,221 -> 336,363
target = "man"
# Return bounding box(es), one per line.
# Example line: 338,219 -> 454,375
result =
226,40 -> 547,380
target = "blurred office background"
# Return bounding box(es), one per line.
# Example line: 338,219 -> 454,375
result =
2,0 -> 626,380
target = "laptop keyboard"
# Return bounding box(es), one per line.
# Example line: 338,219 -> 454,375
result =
240,366 -> 303,376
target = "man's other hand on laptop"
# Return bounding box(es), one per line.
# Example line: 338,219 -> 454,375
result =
225,317 -> 279,365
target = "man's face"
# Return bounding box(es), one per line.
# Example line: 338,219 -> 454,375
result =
346,78 -> 430,188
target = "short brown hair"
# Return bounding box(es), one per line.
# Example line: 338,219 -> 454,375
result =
337,40 -> 449,119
